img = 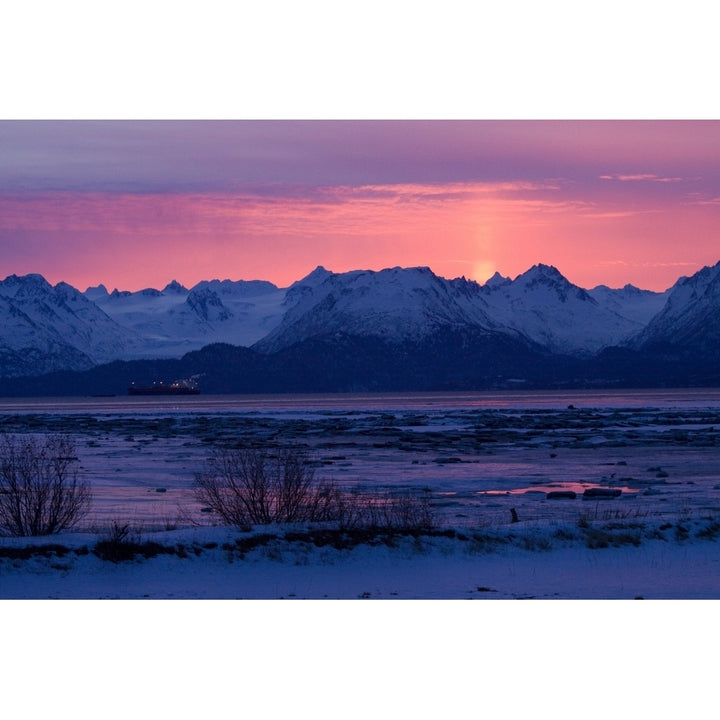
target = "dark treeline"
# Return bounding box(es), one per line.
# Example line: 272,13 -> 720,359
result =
1,330 -> 719,397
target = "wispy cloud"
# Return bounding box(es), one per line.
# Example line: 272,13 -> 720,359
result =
580,209 -> 662,219
0,180 -> 567,233
599,173 -> 684,183
1,165 -> 718,293
599,259 -> 700,268
686,195 -> 720,206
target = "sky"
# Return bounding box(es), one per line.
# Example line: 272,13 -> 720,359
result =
1,119 -> 720,293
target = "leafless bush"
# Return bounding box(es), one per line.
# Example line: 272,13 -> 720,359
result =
0,433 -> 91,536
104,518 -> 132,544
335,488 -> 435,532
194,445 -> 437,532
193,446 -> 339,526
381,490 -> 435,532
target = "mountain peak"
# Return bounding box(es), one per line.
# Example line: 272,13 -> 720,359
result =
84,283 -> 109,298
287,266 -> 334,296
109,288 -> 132,299
520,263 -> 566,282
0,273 -> 54,299
163,280 -> 188,293
485,271 -> 511,288
301,265 -> 333,282
3,272 -> 47,282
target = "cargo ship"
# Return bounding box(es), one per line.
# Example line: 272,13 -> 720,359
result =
127,379 -> 200,396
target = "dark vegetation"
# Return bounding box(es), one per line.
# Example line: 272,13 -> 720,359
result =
2,325 -> 720,397
193,445 -> 435,531
4,516 -> 720,565
0,543 -> 83,560
0,437 -> 440,559
0,433 -> 91,536
92,520 -> 171,562
194,446 -> 339,527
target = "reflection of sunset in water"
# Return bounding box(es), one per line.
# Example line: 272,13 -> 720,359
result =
479,482 -> 640,496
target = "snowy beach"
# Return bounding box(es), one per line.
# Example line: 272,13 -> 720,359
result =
2,522 -> 720,599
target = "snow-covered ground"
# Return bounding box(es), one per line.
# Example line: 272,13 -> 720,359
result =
2,521 -> 720,599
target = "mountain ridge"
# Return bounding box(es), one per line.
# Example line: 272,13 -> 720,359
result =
0,261 -> 718,389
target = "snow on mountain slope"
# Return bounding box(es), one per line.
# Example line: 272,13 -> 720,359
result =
282,265 -> 334,307
0,274 -> 144,372
91,278 -> 288,358
2,262 -> 717,378
253,266 -> 500,353
0,293 -> 93,376
588,283 -> 670,326
479,264 -> 663,355
223,264 -> 680,357
630,260 -> 720,349
484,271 -> 512,289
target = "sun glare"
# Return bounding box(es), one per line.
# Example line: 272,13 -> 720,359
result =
472,260 -> 497,284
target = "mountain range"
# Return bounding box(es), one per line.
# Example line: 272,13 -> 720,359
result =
1,260 -> 719,394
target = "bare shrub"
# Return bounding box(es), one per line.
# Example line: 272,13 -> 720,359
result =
194,445 -> 437,533
381,490 -> 435,532
105,518 -> 131,544
92,519 -> 172,562
0,433 -> 91,536
334,487 -> 435,532
193,446 -> 339,526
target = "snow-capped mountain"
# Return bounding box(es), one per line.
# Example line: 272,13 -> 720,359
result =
256,264 -> 670,356
588,283 -> 670,327
0,293 -> 92,376
0,274 -> 143,376
630,260 -> 720,351
254,266 -> 500,353
478,264 -> 669,355
89,278 -> 287,358
1,260 -> 719,383
281,265 -> 334,308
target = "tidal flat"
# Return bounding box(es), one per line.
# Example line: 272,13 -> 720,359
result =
1,390 -> 719,531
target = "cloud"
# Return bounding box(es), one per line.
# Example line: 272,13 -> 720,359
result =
6,121 -> 717,195
599,173 -> 684,182
0,180 -> 566,231
580,209 -> 661,219
687,195 -> 720,206
599,259 -> 700,269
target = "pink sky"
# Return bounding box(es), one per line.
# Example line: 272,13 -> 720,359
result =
1,121 -> 719,292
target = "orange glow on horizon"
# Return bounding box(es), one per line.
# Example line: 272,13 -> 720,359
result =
0,180 -> 718,292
